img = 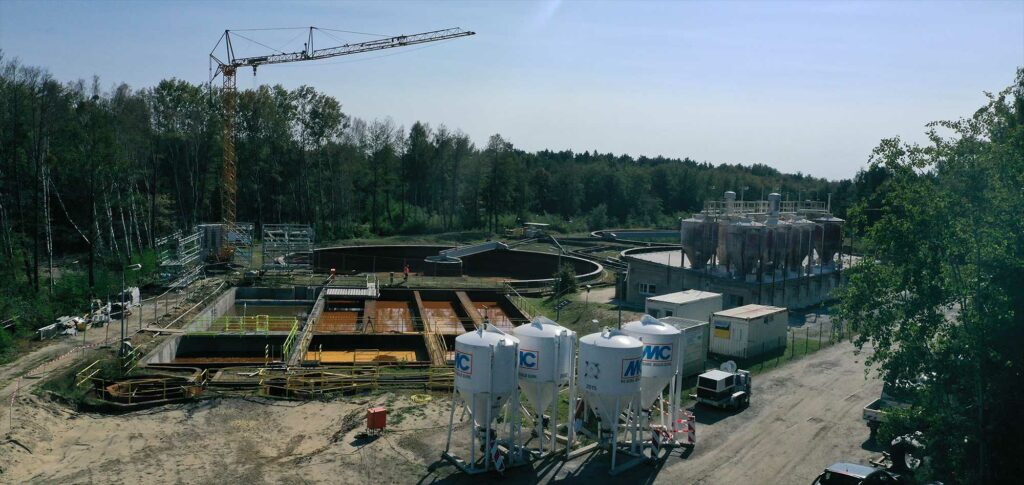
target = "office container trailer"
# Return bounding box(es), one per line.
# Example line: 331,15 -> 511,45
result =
709,305 -> 788,358
645,290 -> 723,322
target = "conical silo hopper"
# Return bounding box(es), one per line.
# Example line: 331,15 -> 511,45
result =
812,216 -> 844,266
681,214 -> 717,269
787,218 -> 814,273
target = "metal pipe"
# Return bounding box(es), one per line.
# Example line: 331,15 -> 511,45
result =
611,396 -> 620,472
566,336 -> 578,457
483,349 -> 495,471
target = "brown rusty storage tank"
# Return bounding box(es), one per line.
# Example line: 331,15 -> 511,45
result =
812,216 -> 844,266
725,218 -> 765,278
680,214 -> 718,270
765,220 -> 790,272
787,217 -> 814,273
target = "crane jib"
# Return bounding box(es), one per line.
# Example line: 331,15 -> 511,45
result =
219,27 -> 475,69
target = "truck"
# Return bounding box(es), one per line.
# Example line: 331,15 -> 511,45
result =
863,381 -> 915,438
694,363 -> 751,410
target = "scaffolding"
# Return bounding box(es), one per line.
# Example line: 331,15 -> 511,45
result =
262,223 -> 314,270
225,222 -> 255,267
156,228 -> 203,288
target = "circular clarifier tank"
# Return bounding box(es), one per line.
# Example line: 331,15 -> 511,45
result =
314,244 -> 602,288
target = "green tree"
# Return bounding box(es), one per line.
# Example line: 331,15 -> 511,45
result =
836,70 -> 1024,484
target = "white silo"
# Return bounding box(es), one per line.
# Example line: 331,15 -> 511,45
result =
443,324 -> 522,474
621,315 -> 682,409
512,316 -> 577,455
578,329 -> 645,474
621,315 -> 692,450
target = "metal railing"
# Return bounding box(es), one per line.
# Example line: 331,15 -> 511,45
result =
185,315 -> 298,334
311,313 -> 526,334
702,199 -> 828,216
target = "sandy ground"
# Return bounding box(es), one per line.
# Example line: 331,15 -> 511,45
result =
0,340 -> 880,484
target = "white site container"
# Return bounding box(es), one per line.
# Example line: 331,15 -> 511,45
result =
709,304 -> 788,358
659,316 -> 709,377
645,290 -> 723,322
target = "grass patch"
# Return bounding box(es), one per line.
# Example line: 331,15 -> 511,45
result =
35,352 -> 123,406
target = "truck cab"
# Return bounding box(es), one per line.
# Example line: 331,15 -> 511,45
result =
696,368 -> 751,409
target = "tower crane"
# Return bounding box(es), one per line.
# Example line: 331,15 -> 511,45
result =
209,27 -> 475,249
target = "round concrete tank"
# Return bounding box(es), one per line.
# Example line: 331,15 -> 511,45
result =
768,192 -> 782,218
620,315 -> 681,410
454,325 -> 520,428
724,191 -> 737,214
680,214 -> 717,270
578,329 -> 643,431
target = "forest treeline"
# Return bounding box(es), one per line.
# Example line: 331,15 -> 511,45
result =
0,53 -> 887,347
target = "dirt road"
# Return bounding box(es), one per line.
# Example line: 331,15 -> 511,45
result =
0,341 -> 879,484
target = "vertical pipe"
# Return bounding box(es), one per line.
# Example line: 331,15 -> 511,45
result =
550,335 -> 561,453
508,341 -> 521,465
566,336 -> 577,456
483,349 -> 494,472
611,397 -> 620,472
470,395 -> 477,469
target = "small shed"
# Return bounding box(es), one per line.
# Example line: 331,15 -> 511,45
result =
710,304 -> 788,358
659,316 -> 709,377
646,290 -> 722,322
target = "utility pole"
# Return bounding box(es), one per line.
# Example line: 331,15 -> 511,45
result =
120,263 -> 142,359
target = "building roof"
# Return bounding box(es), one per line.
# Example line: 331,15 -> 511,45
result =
698,369 -> 734,381
714,304 -> 787,320
647,290 -> 721,305
659,316 -> 708,330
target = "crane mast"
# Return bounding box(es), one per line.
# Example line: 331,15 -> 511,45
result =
209,27 -> 474,247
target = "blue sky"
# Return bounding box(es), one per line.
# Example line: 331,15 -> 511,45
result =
2,0 -> 1022,180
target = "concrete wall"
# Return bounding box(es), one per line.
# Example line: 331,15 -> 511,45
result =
236,286 -> 320,301
313,245 -> 602,282
144,335 -> 182,365
624,256 -> 841,311
180,288 -> 237,333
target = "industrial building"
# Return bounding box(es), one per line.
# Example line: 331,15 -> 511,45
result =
621,192 -> 846,309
